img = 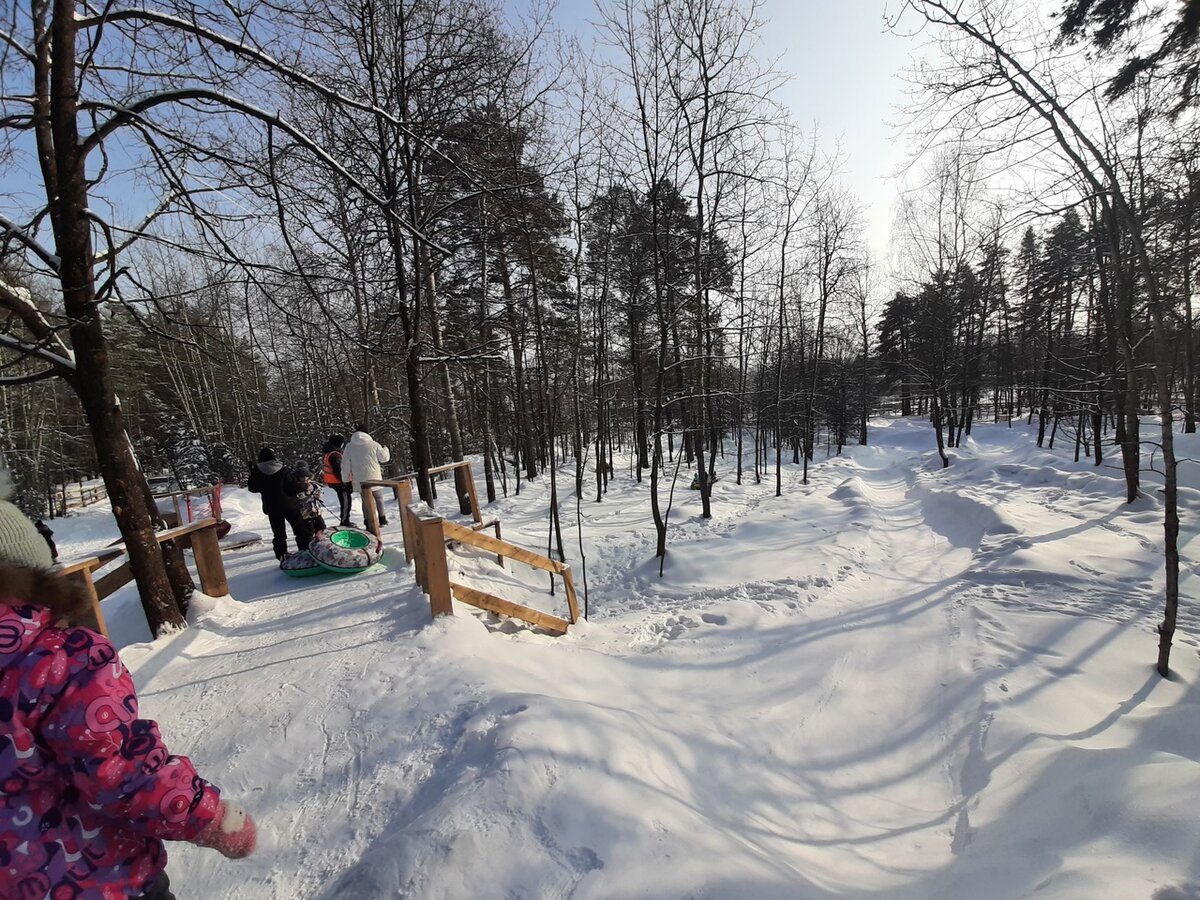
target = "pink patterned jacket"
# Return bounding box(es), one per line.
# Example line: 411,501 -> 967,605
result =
0,603 -> 221,899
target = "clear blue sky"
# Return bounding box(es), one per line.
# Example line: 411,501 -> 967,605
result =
543,0 -> 918,259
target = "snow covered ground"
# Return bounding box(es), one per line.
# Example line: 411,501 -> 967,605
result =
48,418 -> 1200,898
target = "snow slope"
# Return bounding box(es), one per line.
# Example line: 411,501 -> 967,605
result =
55,419 -> 1200,898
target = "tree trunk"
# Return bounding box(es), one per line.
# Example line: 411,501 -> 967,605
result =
45,0 -> 184,633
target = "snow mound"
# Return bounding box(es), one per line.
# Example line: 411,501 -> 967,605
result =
911,483 -> 1018,550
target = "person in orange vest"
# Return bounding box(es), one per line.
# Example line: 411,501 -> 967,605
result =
322,433 -> 353,527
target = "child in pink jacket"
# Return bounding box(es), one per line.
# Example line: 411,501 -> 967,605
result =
0,485 -> 256,899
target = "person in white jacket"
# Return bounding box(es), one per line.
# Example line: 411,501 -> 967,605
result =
342,424 -> 392,526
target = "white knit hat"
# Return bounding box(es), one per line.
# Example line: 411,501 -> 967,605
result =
0,468 -> 53,570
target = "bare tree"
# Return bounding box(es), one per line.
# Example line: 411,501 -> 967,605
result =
900,0 -> 1184,674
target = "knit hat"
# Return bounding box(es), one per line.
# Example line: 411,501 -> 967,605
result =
0,469 -> 54,570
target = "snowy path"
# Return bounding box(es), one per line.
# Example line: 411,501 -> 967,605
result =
84,419 -> 1200,898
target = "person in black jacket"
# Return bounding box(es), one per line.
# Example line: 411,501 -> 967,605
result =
247,447 -> 312,560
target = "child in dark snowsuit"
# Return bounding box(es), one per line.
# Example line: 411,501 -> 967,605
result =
294,462 -> 328,536
35,517 -> 58,561
0,483 -> 256,899
247,446 -> 312,559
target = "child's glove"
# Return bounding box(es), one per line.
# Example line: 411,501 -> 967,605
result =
192,799 -> 257,859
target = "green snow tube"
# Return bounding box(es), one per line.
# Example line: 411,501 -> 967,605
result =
309,528 -> 384,575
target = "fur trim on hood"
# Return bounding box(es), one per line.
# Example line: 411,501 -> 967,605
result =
0,561 -> 92,626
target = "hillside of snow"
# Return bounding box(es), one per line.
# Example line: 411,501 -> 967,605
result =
48,418 -> 1200,898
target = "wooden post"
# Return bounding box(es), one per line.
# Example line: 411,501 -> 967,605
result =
66,568 -> 109,637
464,461 -> 482,524
191,524 -> 229,596
562,568 -> 581,624
410,505 -> 428,590
397,481 -> 415,565
416,512 -> 452,618
362,486 -> 380,538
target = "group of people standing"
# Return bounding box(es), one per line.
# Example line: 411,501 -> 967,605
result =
248,425 -> 392,560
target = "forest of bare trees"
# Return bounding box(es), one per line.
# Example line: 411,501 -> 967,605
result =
1,0 -> 1196,672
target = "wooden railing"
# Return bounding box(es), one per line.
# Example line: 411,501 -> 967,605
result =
357,460 -> 570,632
50,481 -> 108,513
360,461 -> 502,561
358,478 -> 414,546
55,518 -> 229,637
405,503 -> 578,635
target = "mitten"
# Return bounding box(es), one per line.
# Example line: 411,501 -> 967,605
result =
192,799 -> 257,859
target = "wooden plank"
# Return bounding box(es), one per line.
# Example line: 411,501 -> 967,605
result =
463,461 -> 482,524
426,460 -> 468,476
56,548 -> 123,577
94,562 -> 134,599
441,520 -> 565,575
191,525 -> 229,596
360,478 -> 410,489
449,582 -> 569,634
562,567 -> 580,624
153,517 -> 219,545
418,514 -> 452,617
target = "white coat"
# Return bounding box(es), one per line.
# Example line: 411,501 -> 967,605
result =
342,431 -> 391,491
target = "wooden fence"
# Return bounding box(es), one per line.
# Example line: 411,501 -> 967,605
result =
359,460 -> 576,634
56,518 -> 229,637
360,460 -> 503,557
404,503 -> 579,635
49,480 -> 108,515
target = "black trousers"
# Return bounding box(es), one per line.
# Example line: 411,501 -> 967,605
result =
331,483 -> 353,525
268,508 -> 312,559
140,871 -> 176,900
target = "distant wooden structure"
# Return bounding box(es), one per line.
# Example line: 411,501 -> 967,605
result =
56,518 -> 229,637
49,479 -> 107,516
153,484 -> 222,529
